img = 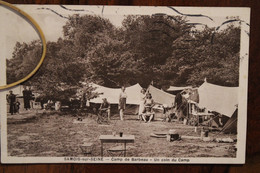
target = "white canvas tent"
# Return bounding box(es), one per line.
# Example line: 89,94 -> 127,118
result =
88,83 -> 143,115
89,83 -> 143,105
198,81 -> 238,117
147,85 -> 175,106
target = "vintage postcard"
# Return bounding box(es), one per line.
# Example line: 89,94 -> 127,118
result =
0,5 -> 250,164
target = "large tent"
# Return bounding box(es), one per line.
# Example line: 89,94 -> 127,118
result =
198,81 -> 238,117
88,83 -> 143,115
89,83 -> 142,104
147,85 -> 175,106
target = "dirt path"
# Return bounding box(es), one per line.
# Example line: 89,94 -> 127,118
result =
7,111 -> 237,157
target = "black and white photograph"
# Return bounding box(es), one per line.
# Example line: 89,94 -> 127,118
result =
0,5 -> 250,163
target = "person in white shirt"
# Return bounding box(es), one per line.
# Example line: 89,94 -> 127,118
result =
138,88 -> 146,120
119,86 -> 127,120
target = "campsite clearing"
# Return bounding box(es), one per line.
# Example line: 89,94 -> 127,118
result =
7,111 -> 236,157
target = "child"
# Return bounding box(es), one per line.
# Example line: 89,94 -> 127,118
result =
15,101 -> 20,114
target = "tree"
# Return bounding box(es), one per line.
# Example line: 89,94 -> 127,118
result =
7,14 -> 241,103
6,40 -> 42,84
120,15 -> 193,87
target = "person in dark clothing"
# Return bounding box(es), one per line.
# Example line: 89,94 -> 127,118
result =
7,90 -> 16,115
175,92 -> 183,110
23,86 -> 31,110
80,92 -> 87,109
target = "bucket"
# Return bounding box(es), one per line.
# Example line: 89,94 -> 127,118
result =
170,134 -> 179,141
167,134 -> 179,142
201,130 -> 209,137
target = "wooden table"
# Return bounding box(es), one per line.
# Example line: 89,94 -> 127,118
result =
99,135 -> 135,157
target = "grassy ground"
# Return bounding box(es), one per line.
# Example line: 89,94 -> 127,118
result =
7,109 -> 237,158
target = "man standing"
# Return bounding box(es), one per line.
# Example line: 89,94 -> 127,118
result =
80,92 -> 87,110
28,86 -> 34,109
7,90 -> 16,115
119,86 -> 127,121
23,86 -> 30,110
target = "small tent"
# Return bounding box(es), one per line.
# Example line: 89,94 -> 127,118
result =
89,83 -> 143,115
198,81 -> 238,118
147,85 -> 175,106
221,109 -> 238,134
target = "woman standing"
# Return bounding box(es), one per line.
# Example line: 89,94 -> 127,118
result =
138,88 -> 146,119
119,86 -> 127,120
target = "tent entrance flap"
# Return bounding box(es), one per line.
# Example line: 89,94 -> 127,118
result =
221,109 -> 238,134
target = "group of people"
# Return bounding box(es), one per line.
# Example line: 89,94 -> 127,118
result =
138,88 -> 155,123
99,86 -> 156,123
98,86 -> 127,121
22,86 -> 34,110
7,86 -> 34,115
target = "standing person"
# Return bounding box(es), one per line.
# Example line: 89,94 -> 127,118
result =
37,94 -> 46,109
7,90 -> 16,115
22,86 -> 30,110
119,86 -> 127,121
138,88 -> 146,120
28,86 -> 34,109
175,92 -> 182,110
80,92 -> 87,110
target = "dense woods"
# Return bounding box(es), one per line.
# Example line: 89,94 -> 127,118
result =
6,14 -> 241,101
